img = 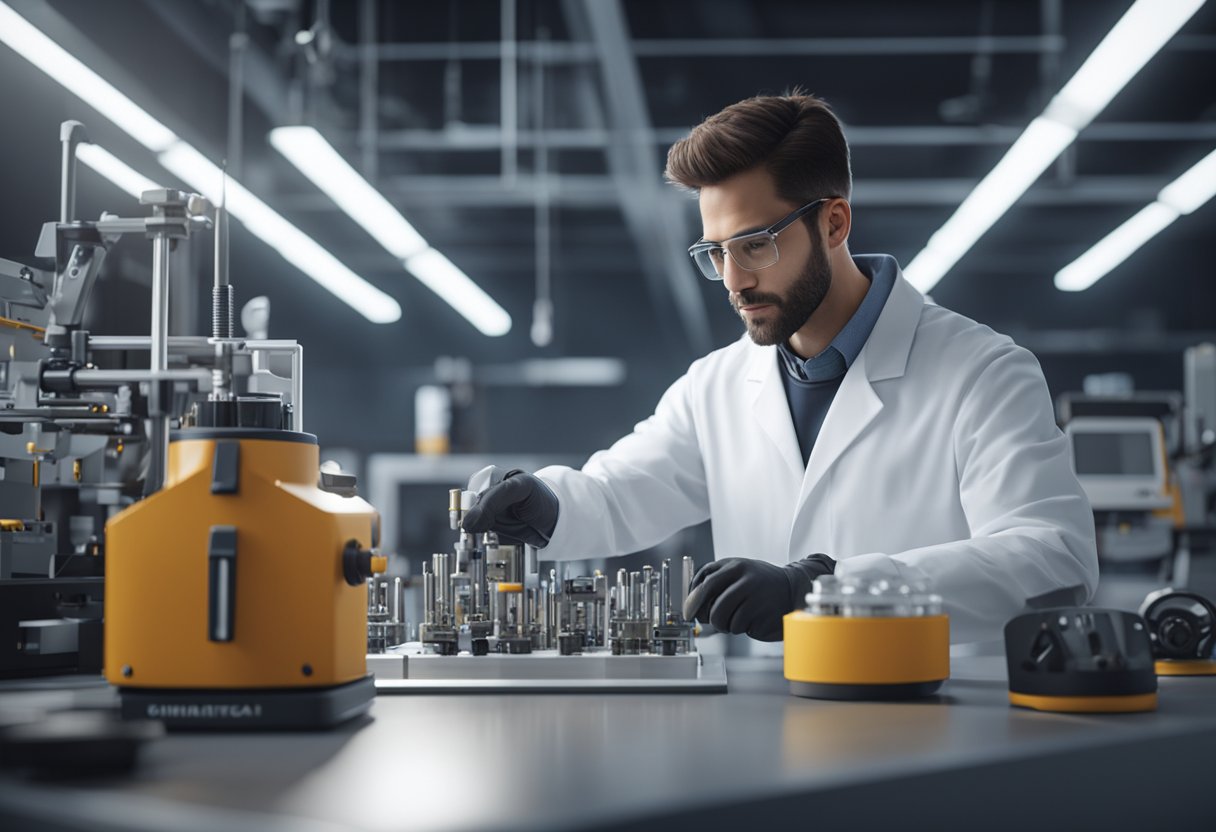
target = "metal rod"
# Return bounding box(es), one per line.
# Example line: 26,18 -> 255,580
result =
145,235 -> 172,495
359,0 -> 379,180
660,560 -> 670,623
227,4 -> 247,181
59,121 -> 87,224
500,0 -> 517,184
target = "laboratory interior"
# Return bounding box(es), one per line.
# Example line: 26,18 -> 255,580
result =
0,0 -> 1214,830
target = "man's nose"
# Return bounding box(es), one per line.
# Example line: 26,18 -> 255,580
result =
721,256 -> 758,294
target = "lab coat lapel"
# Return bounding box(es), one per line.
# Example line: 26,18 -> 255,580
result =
794,352 -> 882,517
746,347 -> 805,483
789,272 -> 925,546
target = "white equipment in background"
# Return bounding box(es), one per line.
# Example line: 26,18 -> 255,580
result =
1066,417 -> 1172,512
1066,416 -> 1174,564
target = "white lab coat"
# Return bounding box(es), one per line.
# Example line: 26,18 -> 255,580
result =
535,267 -> 1098,645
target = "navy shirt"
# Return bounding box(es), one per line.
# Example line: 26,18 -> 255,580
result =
777,254 -> 897,466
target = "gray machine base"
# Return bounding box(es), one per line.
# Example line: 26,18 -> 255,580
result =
789,678 -> 945,700
371,649 -> 727,693
119,675 -> 376,729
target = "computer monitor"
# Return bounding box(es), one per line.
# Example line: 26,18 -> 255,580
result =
1065,417 -> 1172,511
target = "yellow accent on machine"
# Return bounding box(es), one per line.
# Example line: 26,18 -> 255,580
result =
104,433 -> 385,730
783,576 -> 950,700
1007,691 -> 1158,713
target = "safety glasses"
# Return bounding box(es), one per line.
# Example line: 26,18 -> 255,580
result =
688,198 -> 833,281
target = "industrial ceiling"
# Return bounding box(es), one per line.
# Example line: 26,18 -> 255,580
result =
1,0 -> 1213,453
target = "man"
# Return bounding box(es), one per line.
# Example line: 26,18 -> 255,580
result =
463,92 -> 1098,646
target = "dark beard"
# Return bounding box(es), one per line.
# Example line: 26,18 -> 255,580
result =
732,226 -> 832,347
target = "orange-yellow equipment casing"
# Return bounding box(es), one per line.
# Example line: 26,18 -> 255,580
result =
784,611 -> 950,685
103,435 -> 376,689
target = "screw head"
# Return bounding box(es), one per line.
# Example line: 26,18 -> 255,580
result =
121,665 -> 133,678
301,664 -> 313,677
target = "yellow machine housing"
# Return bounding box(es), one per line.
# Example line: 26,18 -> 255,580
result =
104,433 -> 377,690
784,611 -> 950,699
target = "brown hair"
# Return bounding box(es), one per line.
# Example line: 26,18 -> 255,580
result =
664,91 -> 852,206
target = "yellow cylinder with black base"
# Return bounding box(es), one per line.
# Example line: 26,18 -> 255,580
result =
783,576 -> 950,700
784,612 -> 950,699
103,429 -> 381,727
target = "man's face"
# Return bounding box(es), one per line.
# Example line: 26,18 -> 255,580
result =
698,167 -> 832,346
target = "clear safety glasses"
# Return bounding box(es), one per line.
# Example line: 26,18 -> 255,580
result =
687,198 -> 833,281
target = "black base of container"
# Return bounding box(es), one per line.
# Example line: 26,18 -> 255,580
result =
789,678 -> 945,701
119,675 -> 375,731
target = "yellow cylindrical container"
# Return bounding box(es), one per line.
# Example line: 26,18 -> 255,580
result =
783,577 -> 950,700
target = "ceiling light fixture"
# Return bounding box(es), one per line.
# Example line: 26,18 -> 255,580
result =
0,2 -> 400,325
0,3 -> 176,152
1055,147 -> 1216,291
404,248 -> 512,337
76,143 -> 161,199
902,0 -> 1206,294
270,126 -> 511,336
159,142 -> 402,324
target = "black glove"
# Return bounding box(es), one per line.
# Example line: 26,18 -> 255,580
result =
682,555 -> 835,642
461,467 -> 559,548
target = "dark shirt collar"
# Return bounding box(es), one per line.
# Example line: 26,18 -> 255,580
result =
777,254 -> 898,383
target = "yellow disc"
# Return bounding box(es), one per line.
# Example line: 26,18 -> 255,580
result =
783,612 -> 950,685
1155,659 -> 1216,677
1008,691 -> 1158,713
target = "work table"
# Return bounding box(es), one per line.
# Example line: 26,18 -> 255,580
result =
1,656 -> 1213,831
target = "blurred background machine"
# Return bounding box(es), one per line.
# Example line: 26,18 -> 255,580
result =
367,487 -> 724,692
1060,346 -> 1216,608
1,122 -> 384,727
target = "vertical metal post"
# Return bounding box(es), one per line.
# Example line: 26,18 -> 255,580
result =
227,3 -> 247,181
359,0 -> 379,180
147,235 -> 172,494
500,0 -> 517,184
59,121 -> 88,224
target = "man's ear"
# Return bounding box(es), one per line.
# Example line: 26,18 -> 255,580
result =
824,198 -> 851,250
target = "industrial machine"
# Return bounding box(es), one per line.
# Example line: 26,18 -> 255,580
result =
1,121 -> 384,728
782,575 -> 949,700
366,487 -> 725,692
1004,606 -> 1158,713
1139,588 -> 1216,676
1065,416 -> 1176,562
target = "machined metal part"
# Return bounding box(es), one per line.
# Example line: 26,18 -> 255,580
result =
404,486 -> 706,665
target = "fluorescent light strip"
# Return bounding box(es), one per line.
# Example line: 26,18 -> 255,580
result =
270,126 -> 511,336
904,0 -> 1206,294
0,2 -> 176,151
76,143 -> 161,199
269,127 -> 427,259
0,2 -> 399,325
404,248 -> 512,336
158,142 -> 402,324
1055,147 -> 1216,291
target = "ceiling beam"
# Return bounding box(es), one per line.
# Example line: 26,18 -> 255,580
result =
566,0 -> 712,357
373,121 -> 1216,151
273,175 -> 1171,210
332,34 -> 1071,63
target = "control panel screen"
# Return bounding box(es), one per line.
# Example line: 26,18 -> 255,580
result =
1072,431 -> 1156,476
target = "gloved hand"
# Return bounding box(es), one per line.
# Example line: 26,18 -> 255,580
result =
461,466 -> 559,548
682,554 -> 835,641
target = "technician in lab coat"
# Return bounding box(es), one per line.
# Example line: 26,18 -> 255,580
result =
463,92 -> 1098,646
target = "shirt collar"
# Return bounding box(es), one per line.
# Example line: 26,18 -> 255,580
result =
777,253 -> 899,382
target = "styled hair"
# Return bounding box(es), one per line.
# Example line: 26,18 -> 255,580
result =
664,91 -> 852,206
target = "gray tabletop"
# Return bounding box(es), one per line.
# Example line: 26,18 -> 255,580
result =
1,656 -> 1214,832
